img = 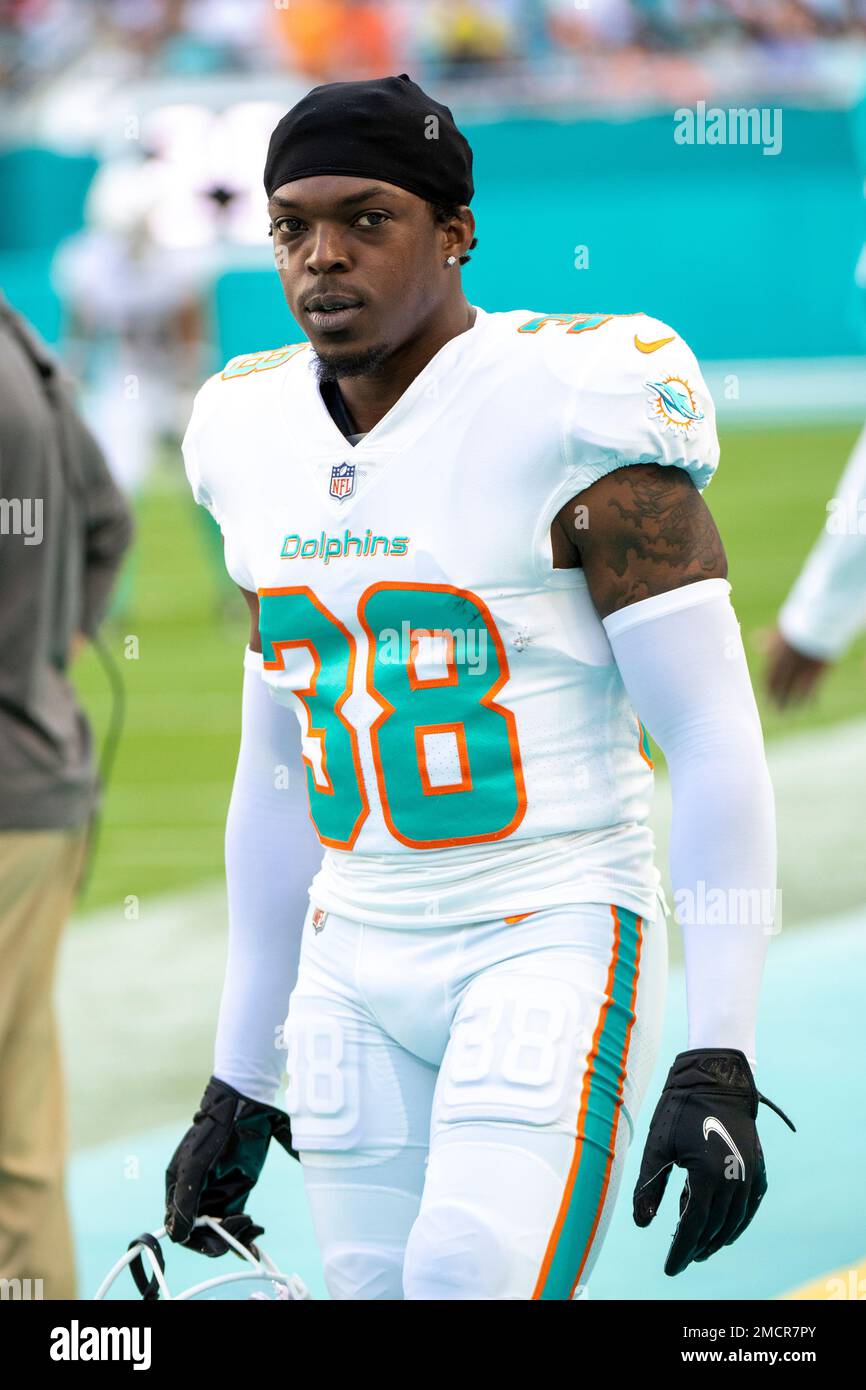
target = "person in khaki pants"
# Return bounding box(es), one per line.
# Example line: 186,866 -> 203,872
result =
0,296 -> 133,1299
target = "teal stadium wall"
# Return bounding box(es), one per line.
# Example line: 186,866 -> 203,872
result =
2,106 -> 864,363
0,146 -> 98,342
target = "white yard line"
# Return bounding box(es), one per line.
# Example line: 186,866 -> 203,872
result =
705,357 -> 866,427
650,715 -> 866,935
60,883 -> 229,1150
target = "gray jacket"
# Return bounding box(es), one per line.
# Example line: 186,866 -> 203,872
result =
0,295 -> 134,829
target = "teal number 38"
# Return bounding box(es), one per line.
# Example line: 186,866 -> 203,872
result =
258,582 -> 526,850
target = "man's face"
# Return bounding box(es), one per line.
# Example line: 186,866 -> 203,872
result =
267,175 -> 459,378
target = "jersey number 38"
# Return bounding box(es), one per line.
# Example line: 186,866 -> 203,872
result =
258,582 -> 527,851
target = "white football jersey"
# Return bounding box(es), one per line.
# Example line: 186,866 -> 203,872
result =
183,307 -> 719,926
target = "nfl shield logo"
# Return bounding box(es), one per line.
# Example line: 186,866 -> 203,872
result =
330,462 -> 355,500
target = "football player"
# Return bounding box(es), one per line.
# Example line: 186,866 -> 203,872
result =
767,423 -> 866,706
165,75 -> 790,1300
767,86 -> 866,707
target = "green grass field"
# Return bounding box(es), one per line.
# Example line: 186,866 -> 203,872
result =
70,420 -> 866,915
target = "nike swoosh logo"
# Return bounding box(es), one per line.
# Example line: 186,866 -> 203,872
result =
703,1115 -> 746,1179
634,334 -> 675,354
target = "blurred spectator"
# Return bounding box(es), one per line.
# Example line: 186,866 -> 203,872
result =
52,154 -> 208,496
0,0 -> 95,92
2,1 -> 866,111
270,0 -> 396,81
424,0 -> 516,72
546,0 -> 639,54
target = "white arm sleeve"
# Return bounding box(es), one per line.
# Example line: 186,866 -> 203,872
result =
213,646 -> 323,1106
778,423 -> 866,659
603,578 -> 776,1067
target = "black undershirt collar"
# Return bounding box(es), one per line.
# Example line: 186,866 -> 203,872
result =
320,378 -> 366,445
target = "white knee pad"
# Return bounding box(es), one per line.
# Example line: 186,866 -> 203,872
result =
403,1200 -> 509,1301
323,1242 -> 406,1301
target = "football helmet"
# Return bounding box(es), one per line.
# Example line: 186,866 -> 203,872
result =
94,1216 -> 312,1301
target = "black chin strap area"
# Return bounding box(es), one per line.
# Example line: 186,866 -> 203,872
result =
128,1233 -> 166,1300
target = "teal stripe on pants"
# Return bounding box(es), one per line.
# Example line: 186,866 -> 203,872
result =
537,906 -> 642,1301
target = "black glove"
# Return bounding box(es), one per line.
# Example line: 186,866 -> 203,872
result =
633,1049 -> 794,1276
165,1076 -> 298,1257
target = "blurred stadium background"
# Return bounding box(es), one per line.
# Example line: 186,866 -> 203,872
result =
2,0 -> 865,1299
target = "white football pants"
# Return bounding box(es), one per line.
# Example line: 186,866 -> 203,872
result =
284,899 -> 667,1300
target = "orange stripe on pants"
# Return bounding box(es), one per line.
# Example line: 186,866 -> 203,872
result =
531,905 -> 643,1300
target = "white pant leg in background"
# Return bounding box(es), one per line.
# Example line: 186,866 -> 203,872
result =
284,906 -> 438,1301
285,901 -> 667,1301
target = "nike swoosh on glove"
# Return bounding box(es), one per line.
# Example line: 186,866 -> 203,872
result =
633,1049 -> 795,1276
165,1075 -> 298,1257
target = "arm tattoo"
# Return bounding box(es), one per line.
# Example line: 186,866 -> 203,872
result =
560,463 -> 727,619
